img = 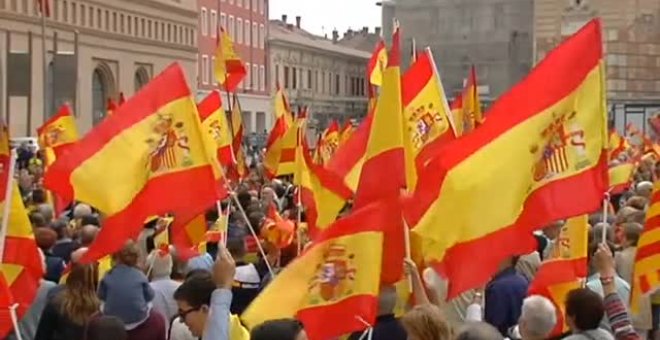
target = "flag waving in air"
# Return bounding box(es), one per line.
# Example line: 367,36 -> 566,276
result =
461,65 -> 483,133
368,39 -> 388,87
228,95 -> 248,180
197,90 -> 233,167
215,28 -> 246,92
406,19 -> 609,299
631,181 -> 660,313
44,63 -> 223,264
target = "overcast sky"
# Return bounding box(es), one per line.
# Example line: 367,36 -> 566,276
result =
269,0 -> 382,37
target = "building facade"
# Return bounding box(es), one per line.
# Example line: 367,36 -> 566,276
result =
381,0 -> 534,103
0,0 -> 198,135
196,0 -> 270,135
269,16 -> 370,130
535,0 -> 660,133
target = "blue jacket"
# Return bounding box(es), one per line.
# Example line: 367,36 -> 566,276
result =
98,264 -> 154,325
484,267 -> 529,336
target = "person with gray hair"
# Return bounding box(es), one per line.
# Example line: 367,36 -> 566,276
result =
348,285 -> 407,340
455,322 -> 503,340
518,295 -> 557,340
73,203 -> 92,219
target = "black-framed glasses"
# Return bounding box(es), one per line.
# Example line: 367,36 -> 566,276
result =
178,306 -> 201,321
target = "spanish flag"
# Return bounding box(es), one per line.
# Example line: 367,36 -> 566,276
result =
37,103 -> 79,162
317,120 -> 340,165
354,23 -> 406,208
339,121 -> 355,147
406,19 -> 609,298
228,95 -> 248,180
172,214 -> 209,261
528,215 -> 589,336
294,127 -> 352,239
462,65 -> 483,132
197,90 -> 233,166
215,27 -> 246,92
1,182 -> 44,332
0,271 -> 16,337
402,48 -> 456,170
327,113 -> 373,193
242,199 -> 400,339
631,181 -> 660,313
450,93 -> 465,137
264,111 -> 306,178
44,63 -> 223,263
368,39 -> 388,87
274,84 -> 293,128
608,129 -> 630,161
608,161 -> 634,195
261,202 -> 295,249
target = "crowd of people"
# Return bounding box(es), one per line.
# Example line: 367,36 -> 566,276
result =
4,142 -> 660,340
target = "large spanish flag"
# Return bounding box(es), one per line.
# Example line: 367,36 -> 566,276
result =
402,48 -> 456,170
44,63 -> 222,263
294,128 -> 353,240
197,90 -> 233,167
215,28 -> 246,92
1,182 -> 44,335
354,24 -> 406,208
242,200 -> 400,339
228,95 -> 248,180
406,19 -> 609,298
327,113 -> 373,193
528,215 -> 589,336
631,181 -> 660,313
368,39 -> 388,87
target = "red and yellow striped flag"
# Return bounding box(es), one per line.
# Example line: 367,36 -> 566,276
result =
450,93 -> 465,137
608,129 -> 630,161
274,84 -> 293,129
529,215 -> 589,336
197,90 -> 233,167
607,129 -> 634,194
228,95 -> 248,181
327,114 -> 373,193
0,270 -> 16,337
173,214 -> 209,261
317,120 -> 340,165
264,111 -> 306,178
44,63 -> 223,264
37,103 -> 79,163
294,127 -> 352,240
242,200 -> 400,339
402,48 -> 456,172
631,181 -> 660,313
406,19 -> 609,298
1,182 -> 44,334
461,65 -> 483,133
368,39 -> 388,87
215,27 -> 246,92
339,121 -> 355,147
354,24 -> 406,208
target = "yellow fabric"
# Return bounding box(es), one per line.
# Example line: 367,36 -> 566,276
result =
414,64 -> 607,264
230,101 -> 247,178
319,128 -> 339,165
214,29 -> 242,87
608,162 -> 634,189
241,231 -> 383,329
229,314 -> 250,340
70,97 -> 218,215
274,88 -> 293,128
632,181 -> 660,312
200,94 -> 233,160
4,184 -> 35,239
549,215 -> 588,260
264,117 -> 306,177
38,113 -> 79,149
370,45 -> 388,87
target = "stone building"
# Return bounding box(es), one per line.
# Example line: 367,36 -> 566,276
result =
268,16 -> 370,129
0,0 -> 198,135
380,0 -> 534,103
534,0 -> 660,133
197,0 -> 270,134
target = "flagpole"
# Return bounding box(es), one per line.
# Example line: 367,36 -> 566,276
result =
297,187 -> 302,256
40,3 -> 48,121
9,303 -> 22,340
601,192 -> 610,244
0,150 -> 18,260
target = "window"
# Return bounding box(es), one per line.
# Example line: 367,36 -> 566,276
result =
112,12 -> 117,32
275,65 -> 279,87
335,74 -> 340,95
307,70 -> 312,90
228,16 -> 234,40
252,64 -> 258,90
252,23 -> 257,47
71,2 -> 77,24
314,71 -> 318,91
211,57 -> 217,85
245,20 -> 250,45
202,55 -> 209,84
284,66 -> 289,88
80,4 -> 85,26
211,10 -> 217,37
98,9 -> 103,29
120,14 -> 125,33
260,65 -> 265,91
245,63 -> 251,89
260,0 -> 264,14
237,18 -> 243,44
292,68 -> 297,89
140,18 -> 145,37
195,53 -> 199,84
252,0 -> 257,12
259,24 -> 264,49
148,20 -> 152,38
105,10 -> 109,30
237,0 -> 241,7
220,13 -> 226,30
62,1 -> 68,22
201,8 -> 207,36
128,15 -> 133,35
322,72 -> 326,93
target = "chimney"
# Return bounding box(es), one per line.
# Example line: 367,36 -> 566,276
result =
281,14 -> 287,23
332,29 -> 339,42
362,26 -> 368,34
295,16 -> 301,29
287,24 -> 294,31
375,27 -> 382,36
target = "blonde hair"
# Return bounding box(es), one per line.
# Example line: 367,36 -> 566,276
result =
56,263 -> 100,325
113,240 -> 140,267
401,304 -> 453,340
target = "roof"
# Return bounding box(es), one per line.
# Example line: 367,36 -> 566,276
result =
268,20 -> 371,59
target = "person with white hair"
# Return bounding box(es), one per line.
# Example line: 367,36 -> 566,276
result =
518,295 -> 557,340
146,246 -> 181,333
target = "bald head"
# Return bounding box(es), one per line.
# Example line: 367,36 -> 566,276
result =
80,225 -> 99,247
73,203 -> 92,219
636,181 -> 654,198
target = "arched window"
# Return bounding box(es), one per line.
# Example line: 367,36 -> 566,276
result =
92,69 -> 107,125
134,67 -> 150,93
